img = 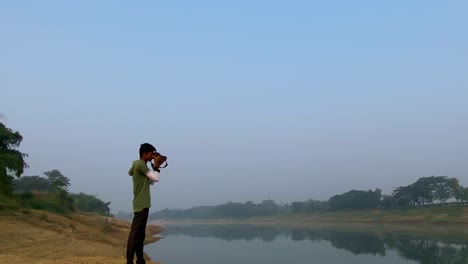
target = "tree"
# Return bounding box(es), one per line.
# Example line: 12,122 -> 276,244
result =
291,202 -> 306,214
44,170 -> 70,198
446,177 -> 461,203
411,177 -> 437,205
328,189 -> 382,211
433,176 -> 457,204
69,192 -> 111,216
453,185 -> 465,203
462,188 -> 468,203
0,121 -> 28,195
391,185 -> 414,207
14,175 -> 52,192
389,176 -> 461,208
259,199 -> 280,216
381,195 -> 394,209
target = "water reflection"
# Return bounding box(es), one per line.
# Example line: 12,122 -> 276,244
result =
385,237 -> 468,264
162,224 -> 468,264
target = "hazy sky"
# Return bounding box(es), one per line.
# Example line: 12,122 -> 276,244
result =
1,1 -> 467,213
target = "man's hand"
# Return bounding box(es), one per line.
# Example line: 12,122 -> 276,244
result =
153,155 -> 165,168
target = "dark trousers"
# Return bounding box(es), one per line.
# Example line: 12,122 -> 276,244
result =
126,207 -> 149,264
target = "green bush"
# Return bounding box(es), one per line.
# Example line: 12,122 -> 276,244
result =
21,192 -> 72,215
0,192 -> 21,210
29,199 -> 69,215
18,191 -> 34,201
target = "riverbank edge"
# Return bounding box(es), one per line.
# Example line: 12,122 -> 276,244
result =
152,206 -> 468,226
0,209 -> 164,264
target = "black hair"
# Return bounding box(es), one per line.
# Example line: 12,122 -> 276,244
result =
139,143 -> 156,157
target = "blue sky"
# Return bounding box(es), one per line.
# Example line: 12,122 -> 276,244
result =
1,1 -> 467,212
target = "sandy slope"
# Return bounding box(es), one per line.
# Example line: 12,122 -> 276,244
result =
0,209 -> 162,264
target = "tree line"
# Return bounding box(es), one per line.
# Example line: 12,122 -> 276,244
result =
0,121 -> 110,215
14,171 -> 112,216
150,176 -> 468,220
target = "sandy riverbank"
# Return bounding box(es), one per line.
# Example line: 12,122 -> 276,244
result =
0,209 -> 163,264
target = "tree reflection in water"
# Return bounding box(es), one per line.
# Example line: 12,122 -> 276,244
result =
385,236 -> 468,264
163,224 -> 468,264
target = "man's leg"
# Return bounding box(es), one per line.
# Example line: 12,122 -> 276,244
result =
135,208 -> 149,264
126,209 -> 147,264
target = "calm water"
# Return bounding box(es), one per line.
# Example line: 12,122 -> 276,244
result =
146,224 -> 468,264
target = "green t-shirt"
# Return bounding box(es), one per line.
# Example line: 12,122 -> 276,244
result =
128,160 -> 151,212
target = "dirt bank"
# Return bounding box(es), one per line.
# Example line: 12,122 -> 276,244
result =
0,209 -> 162,264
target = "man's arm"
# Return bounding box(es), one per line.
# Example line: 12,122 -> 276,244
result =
146,155 -> 165,184
136,161 -> 158,184
145,170 -> 160,185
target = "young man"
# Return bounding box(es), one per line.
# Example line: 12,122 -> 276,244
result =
126,143 -> 165,264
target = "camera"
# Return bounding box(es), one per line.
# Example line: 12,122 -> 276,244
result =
151,152 -> 168,169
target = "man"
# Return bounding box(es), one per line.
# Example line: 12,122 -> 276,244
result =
126,143 -> 165,264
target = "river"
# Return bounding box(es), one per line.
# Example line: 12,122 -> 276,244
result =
146,223 -> 468,264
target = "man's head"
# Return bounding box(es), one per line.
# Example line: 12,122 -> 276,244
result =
139,143 -> 156,162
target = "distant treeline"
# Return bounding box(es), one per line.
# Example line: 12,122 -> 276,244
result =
149,176 -> 468,220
